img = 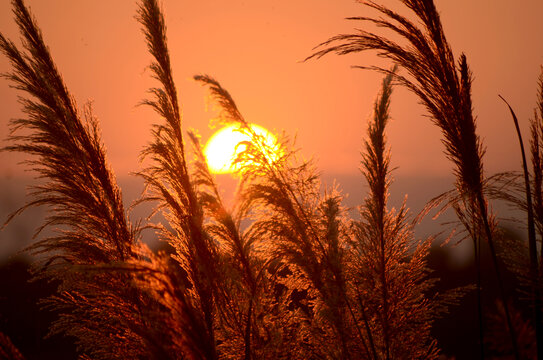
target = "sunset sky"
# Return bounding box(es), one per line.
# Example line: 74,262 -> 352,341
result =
1,0 -> 542,181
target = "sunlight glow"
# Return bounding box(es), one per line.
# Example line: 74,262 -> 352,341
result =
204,124 -> 280,174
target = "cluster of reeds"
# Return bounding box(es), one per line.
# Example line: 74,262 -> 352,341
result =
1,0 -> 542,359
309,0 -> 543,358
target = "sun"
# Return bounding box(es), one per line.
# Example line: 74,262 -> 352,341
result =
204,124 -> 280,174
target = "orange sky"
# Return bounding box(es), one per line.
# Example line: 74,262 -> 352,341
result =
1,0 -> 543,180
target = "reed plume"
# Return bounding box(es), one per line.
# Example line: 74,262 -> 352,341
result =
307,1 -> 519,357
0,0 -> 157,357
350,68 -> 438,359
186,130 -> 278,359
195,74 -> 357,358
136,0 -> 220,358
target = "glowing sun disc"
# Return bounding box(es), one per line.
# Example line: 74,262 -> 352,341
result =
204,124 -> 279,174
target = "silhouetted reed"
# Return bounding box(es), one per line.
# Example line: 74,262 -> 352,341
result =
499,91 -> 543,359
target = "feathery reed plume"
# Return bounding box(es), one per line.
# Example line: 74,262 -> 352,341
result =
136,0 -> 219,358
307,1 -> 519,357
0,0 -> 163,357
186,130 -> 270,359
190,128 -> 305,359
1,0 -> 223,358
0,0 -> 135,262
351,68 -> 439,359
195,74 -> 356,358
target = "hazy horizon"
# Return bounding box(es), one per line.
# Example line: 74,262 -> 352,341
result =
0,171 -> 498,268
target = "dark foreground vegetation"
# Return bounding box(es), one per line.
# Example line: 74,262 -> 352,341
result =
0,0 -> 542,359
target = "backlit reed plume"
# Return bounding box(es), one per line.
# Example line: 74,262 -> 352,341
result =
187,129 -> 299,359
195,74 -> 357,358
136,0 -> 220,358
307,0 -> 519,357
0,0 -> 155,357
351,68 -> 438,359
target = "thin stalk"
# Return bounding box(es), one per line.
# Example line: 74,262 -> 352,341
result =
344,293 -> 371,357
355,283 -> 378,360
473,232 -> 484,359
379,221 -> 391,360
500,95 -> 543,359
476,193 -> 520,360
244,297 -> 254,360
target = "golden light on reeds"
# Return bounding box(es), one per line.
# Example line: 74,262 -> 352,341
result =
204,123 -> 280,174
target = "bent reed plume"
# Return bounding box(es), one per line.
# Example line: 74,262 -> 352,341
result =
306,0 -> 543,358
1,0 -> 541,359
